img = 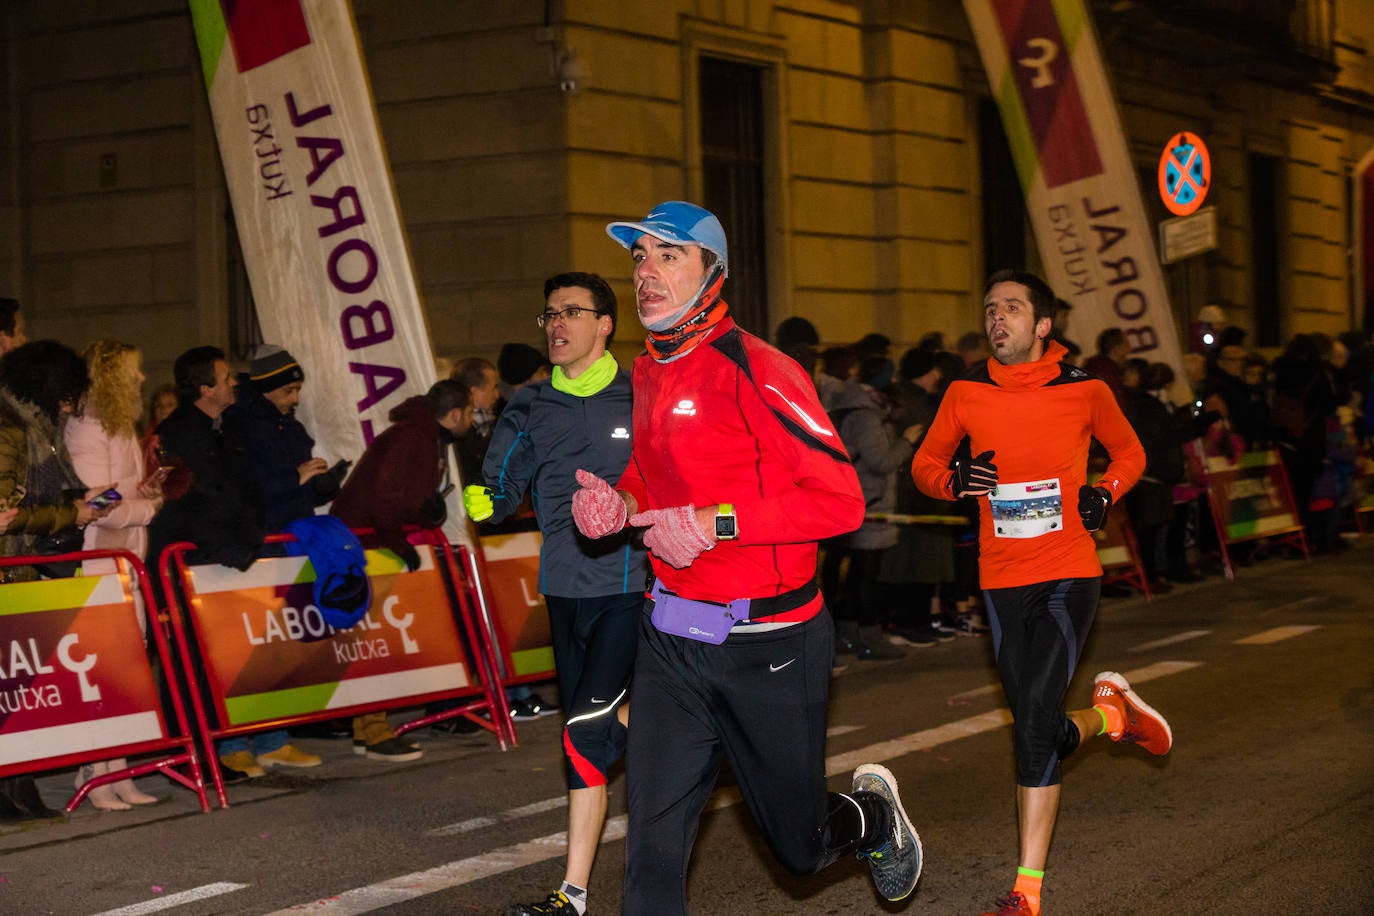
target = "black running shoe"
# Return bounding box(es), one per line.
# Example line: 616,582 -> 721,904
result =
507,890 -> 578,915
508,699 -> 541,721
853,763 -> 922,901
527,692 -> 561,717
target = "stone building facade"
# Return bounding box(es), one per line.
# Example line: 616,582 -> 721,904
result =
0,0 -> 1370,381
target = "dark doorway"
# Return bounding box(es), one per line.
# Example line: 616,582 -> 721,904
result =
699,56 -> 768,335
1249,154 -> 1281,347
979,98 -> 1028,275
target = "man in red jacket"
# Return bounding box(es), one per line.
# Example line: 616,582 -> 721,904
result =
572,202 -> 922,914
331,379 -> 472,762
912,269 -> 1172,916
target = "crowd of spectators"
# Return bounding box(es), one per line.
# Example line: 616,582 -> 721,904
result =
0,294 -> 487,817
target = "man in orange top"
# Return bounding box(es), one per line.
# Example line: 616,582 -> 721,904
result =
912,269 -> 1173,916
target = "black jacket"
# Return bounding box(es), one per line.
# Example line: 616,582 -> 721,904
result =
147,403 -> 265,571
229,385 -> 340,533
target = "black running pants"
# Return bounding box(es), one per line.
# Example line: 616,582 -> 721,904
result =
623,604 -> 868,914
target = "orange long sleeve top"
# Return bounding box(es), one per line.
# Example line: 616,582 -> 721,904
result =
911,341 -> 1145,590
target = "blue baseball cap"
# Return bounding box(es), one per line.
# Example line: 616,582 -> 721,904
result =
606,201 -> 729,276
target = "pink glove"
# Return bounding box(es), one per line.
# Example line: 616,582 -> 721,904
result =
629,504 -> 715,569
572,469 -> 628,538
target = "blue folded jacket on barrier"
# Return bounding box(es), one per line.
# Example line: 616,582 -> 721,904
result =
283,515 -> 372,629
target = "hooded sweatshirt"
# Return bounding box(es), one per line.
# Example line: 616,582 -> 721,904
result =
911,340 -> 1144,589
827,379 -> 915,551
331,396 -> 447,560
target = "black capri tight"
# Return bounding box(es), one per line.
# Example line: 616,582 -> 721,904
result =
983,577 -> 1099,787
545,592 -> 640,790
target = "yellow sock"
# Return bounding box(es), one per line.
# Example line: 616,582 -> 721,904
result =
1094,702 -> 1123,737
1014,866 -> 1043,914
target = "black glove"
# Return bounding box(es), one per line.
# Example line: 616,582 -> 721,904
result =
216,543 -> 258,572
311,459 -> 351,500
951,449 -> 998,497
1078,485 -> 1112,532
397,543 -> 421,572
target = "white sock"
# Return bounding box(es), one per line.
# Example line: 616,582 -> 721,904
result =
559,881 -> 587,915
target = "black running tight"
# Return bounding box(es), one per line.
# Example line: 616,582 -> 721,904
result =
983,577 -> 1100,787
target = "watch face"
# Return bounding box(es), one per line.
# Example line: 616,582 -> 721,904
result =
714,516 -> 737,539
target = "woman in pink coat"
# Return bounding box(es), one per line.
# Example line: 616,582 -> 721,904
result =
63,339 -> 163,810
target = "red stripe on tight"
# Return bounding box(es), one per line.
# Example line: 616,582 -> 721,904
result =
564,727 -> 607,788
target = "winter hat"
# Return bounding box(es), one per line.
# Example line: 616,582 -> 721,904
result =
498,342 -> 549,386
899,347 -> 936,380
249,345 -> 304,393
775,316 -> 820,348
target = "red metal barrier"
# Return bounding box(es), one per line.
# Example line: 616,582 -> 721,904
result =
1196,449 -> 1310,580
0,549 -> 210,813
1355,447 -> 1373,533
397,531 -> 515,746
1094,502 -> 1151,599
157,527 -> 515,809
465,532 -> 558,688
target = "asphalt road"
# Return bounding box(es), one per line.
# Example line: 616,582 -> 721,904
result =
2,538 -> 1371,916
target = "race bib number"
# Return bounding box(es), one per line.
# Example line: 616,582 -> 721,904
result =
989,478 -> 1063,539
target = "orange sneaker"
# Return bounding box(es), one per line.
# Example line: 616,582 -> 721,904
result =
1093,671 -> 1173,755
980,891 -> 1036,916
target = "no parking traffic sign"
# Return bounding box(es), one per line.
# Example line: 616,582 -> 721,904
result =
1158,132 -> 1211,216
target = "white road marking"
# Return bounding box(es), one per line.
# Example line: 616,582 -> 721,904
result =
1234,625 -> 1321,644
426,794 -> 569,837
1256,596 -> 1325,617
828,660 -> 1200,775
271,661 -> 1200,914
948,683 -> 1001,701
91,882 -> 248,916
266,819 -> 627,915
1129,629 -> 1211,652
1112,659 -> 1202,681
419,734 -> 874,839
825,709 -> 1013,775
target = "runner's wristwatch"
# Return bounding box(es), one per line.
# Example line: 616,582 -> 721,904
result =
714,503 -> 738,540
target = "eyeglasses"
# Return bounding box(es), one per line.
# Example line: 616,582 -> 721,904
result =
536,307 -> 598,328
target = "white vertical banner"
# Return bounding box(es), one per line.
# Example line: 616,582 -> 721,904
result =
188,0 -> 470,547
962,0 -> 1186,379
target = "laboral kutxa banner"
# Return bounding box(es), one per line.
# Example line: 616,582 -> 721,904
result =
962,0 -> 1186,379
1203,450 -> 1304,543
185,548 -> 471,726
0,575 -> 163,766
478,530 -> 554,679
188,0 -> 471,545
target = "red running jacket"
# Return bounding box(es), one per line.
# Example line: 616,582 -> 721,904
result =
616,317 -> 863,610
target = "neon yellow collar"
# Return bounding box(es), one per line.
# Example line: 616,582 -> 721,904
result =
551,351 -> 618,396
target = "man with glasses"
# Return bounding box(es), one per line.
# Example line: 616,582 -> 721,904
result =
1205,343 -> 1265,448
463,273 -> 647,916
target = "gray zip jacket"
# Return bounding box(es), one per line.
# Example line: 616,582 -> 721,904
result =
480,371 -> 648,598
